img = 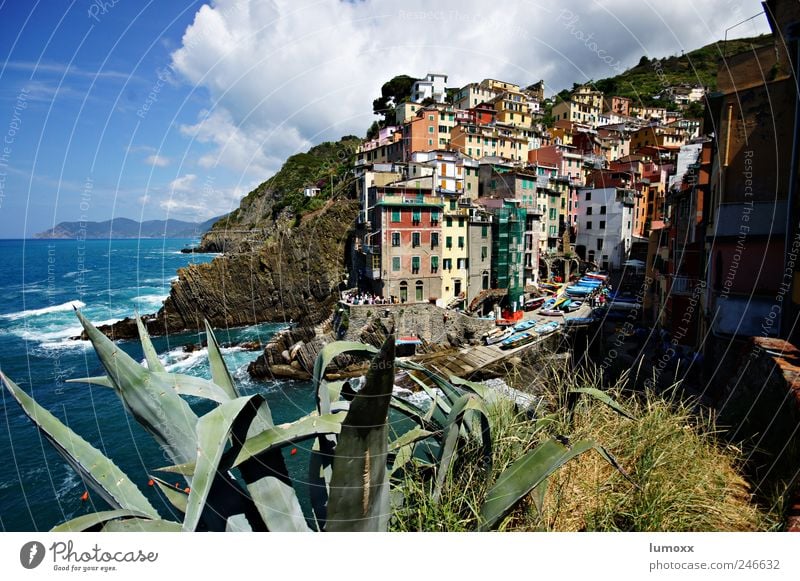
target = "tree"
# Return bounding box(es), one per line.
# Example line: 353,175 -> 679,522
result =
637,55 -> 650,67
372,75 -> 419,118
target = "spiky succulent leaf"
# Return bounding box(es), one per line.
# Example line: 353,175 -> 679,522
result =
101,518 -> 182,532
225,514 -> 253,532
183,395 -> 264,531
150,372 -> 231,403
312,342 -> 378,415
51,510 -> 152,532
204,320 -> 239,399
1,372 -> 159,519
75,310 -> 197,466
65,376 -> 114,388
479,438 -> 598,531
150,476 -> 188,514
232,413 -> 345,467
326,338 -> 394,532
135,312 -> 165,373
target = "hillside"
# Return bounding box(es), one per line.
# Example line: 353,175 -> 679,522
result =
563,33 -> 774,109
34,216 -> 221,239
200,136 -> 361,252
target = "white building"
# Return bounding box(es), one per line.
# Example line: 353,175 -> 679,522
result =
575,187 -> 635,271
411,73 -> 449,104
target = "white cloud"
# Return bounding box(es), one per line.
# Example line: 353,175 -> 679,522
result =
145,154 -> 171,167
170,0 -> 771,177
169,173 -> 197,192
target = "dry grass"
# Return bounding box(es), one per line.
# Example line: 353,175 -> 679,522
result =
390,366 -> 783,532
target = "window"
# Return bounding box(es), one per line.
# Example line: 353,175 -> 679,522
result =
600,205 -> 606,214
597,239 -> 603,251
399,282 -> 408,302
431,210 -> 439,225
586,221 -> 592,230
458,218 -> 464,227
412,256 -> 420,274
428,115 -> 434,121
600,220 -> 606,229
443,258 -> 452,270
412,232 -> 420,247
428,126 -> 434,133
392,257 -> 401,272
431,255 -> 439,272
446,216 -> 452,227
585,191 -> 591,201
416,281 -> 424,302
586,207 -> 593,215
549,208 -> 556,220
449,200 -> 456,210
482,271 -> 489,290
412,209 -> 421,225
391,209 -> 401,222
481,225 -> 488,238
458,236 -> 465,249
457,258 -> 468,269
481,246 -> 488,260
453,279 -> 462,297
392,232 -> 400,247
431,232 -> 439,248
439,125 -> 447,132
446,236 -> 453,249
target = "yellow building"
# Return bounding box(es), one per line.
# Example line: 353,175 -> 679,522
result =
450,124 -> 528,162
440,201 -> 470,305
491,89 -> 532,129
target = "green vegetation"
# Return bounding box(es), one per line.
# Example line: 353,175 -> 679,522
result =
211,135 -> 362,230
371,74 -> 418,118
393,366 -> 781,532
591,33 -> 773,106
2,312 -> 785,532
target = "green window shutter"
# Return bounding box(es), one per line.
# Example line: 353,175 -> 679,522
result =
391,209 -> 401,222
446,236 -> 452,248
392,257 -> 401,271
412,209 -> 421,222
431,255 -> 439,269
412,256 -> 420,271
482,225 -> 488,237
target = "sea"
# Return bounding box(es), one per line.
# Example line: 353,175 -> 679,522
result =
0,238 -> 319,531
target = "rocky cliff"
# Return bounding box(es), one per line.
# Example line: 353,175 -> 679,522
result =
98,136 -> 362,340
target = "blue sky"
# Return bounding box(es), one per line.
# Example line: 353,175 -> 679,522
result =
0,0 -> 771,238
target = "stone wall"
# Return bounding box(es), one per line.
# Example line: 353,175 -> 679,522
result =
722,336 -> 800,531
340,302 -> 495,347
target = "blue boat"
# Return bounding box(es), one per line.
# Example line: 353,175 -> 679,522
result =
533,321 -> 560,335
499,331 -> 535,350
513,319 -> 538,332
566,285 -> 592,296
576,279 -> 602,287
564,316 -> 595,326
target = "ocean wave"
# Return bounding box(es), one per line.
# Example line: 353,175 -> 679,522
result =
132,294 -> 168,309
0,300 -> 86,321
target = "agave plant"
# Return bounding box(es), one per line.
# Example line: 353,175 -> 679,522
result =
383,362 -> 635,530
1,311 -> 397,532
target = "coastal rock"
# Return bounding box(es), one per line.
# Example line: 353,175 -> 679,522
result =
100,200 -> 359,340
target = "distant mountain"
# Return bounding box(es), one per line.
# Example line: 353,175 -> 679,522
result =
33,216 -> 223,239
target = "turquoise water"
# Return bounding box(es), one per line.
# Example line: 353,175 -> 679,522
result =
0,239 -> 314,531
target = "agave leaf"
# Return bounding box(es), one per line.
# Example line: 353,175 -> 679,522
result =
150,476 -> 188,514
405,372 -> 451,423
154,461 -> 195,476
1,372 -> 159,519
232,412 -> 345,468
102,518 -> 182,532
313,342 -> 378,416
135,312 -> 165,373
65,376 -> 114,388
569,387 -> 635,420
308,439 -> 333,528
75,310 -> 198,466
398,360 -> 465,406
204,320 -> 239,399
225,514 -> 253,532
479,438 -> 597,531
389,427 -> 434,452
389,396 -> 440,431
183,395 -> 265,531
244,476 -> 310,532
433,394 -> 493,503
449,375 -> 501,405
326,338 -> 395,532
151,372 -> 231,403
51,509 -> 151,532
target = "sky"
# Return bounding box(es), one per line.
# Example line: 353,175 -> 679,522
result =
0,0 -> 771,238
